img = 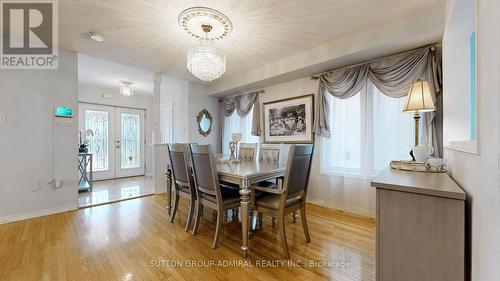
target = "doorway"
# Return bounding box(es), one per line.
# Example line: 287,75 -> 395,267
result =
78,103 -> 146,180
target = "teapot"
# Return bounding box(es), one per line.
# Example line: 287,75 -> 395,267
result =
412,144 -> 434,163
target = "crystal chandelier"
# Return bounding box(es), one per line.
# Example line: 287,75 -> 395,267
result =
119,80 -> 135,96
178,7 -> 232,82
187,25 -> 226,82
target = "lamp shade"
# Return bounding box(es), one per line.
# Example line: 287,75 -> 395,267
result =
403,79 -> 435,113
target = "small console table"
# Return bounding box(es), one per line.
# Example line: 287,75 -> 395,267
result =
78,153 -> 93,192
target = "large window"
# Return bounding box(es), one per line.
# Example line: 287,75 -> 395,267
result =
222,107 -> 260,155
322,81 -> 420,177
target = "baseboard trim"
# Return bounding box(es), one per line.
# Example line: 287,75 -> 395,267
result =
0,204 -> 78,225
306,197 -> 375,219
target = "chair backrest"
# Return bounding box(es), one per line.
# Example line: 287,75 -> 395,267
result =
279,143 -> 292,164
259,143 -> 281,163
239,143 -> 258,161
167,143 -> 192,189
282,144 -> 315,199
189,144 -> 221,198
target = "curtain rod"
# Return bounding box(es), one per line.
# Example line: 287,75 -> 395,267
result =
219,89 -> 265,100
311,43 -> 441,79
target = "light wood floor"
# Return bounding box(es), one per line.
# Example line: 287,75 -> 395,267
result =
0,194 -> 375,281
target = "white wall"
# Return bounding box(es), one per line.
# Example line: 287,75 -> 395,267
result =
443,0 -> 500,280
188,82 -> 220,151
442,0 -> 476,145
0,50 -> 79,223
160,75 -> 189,143
258,77 -> 375,217
78,84 -> 154,176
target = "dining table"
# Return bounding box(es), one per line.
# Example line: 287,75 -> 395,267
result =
165,160 -> 286,257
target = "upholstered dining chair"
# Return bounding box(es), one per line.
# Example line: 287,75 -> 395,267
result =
167,143 -> 196,232
238,143 -> 258,161
259,143 -> 281,163
254,143 -> 282,207
189,144 -> 241,249
252,144 -> 314,258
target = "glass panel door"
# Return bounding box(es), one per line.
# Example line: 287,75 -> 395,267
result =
115,107 -> 145,178
78,104 -> 115,180
86,110 -> 109,171
78,103 -> 145,180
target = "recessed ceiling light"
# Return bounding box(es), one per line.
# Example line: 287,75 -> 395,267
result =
89,32 -> 104,42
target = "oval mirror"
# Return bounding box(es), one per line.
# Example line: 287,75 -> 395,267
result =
196,109 -> 212,137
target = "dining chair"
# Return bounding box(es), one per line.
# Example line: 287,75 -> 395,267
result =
167,143 -> 196,232
238,143 -> 258,161
189,144 -> 241,249
259,144 -> 281,163
252,144 -> 314,258
253,143 -> 282,217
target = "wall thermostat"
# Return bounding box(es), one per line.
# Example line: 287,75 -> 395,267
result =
54,106 -> 73,118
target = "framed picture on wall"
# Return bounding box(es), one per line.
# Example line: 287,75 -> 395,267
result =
263,94 -> 314,144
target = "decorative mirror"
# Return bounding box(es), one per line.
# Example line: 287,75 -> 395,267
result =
196,109 -> 212,137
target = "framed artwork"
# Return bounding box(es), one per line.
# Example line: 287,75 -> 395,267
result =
263,94 -> 314,144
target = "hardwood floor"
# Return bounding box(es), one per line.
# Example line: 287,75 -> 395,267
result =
0,194 -> 375,281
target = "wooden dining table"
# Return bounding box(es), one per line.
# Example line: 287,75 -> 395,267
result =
166,160 -> 286,257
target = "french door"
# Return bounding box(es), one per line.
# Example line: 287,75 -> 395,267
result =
78,103 -> 145,180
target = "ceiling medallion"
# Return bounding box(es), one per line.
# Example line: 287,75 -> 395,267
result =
179,7 -> 231,82
178,7 -> 232,40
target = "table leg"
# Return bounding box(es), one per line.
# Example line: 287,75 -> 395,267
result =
166,168 -> 172,215
89,155 -> 93,192
240,178 -> 251,258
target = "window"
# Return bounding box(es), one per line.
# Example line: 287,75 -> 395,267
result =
322,81 -> 420,177
222,107 -> 260,155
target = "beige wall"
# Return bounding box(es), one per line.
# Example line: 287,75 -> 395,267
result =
188,83 -> 220,151
443,0 -> 500,280
258,77 -> 376,217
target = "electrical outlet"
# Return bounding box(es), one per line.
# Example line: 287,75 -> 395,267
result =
54,179 -> 62,188
0,113 -> 5,124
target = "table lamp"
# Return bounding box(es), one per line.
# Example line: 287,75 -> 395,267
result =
403,79 -> 435,162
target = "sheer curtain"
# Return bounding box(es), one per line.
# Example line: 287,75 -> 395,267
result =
222,107 -> 260,155
322,81 -> 420,176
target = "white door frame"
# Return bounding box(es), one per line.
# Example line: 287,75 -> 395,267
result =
78,102 -> 146,180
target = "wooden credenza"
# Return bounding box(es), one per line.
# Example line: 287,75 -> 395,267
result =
371,168 -> 466,281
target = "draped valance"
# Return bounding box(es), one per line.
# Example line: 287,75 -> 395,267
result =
314,46 -> 442,155
220,91 -> 261,139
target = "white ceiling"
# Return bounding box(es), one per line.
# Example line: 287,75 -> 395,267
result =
77,54 -> 154,95
60,0 -> 444,83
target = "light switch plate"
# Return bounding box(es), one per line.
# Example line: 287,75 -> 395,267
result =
54,117 -> 75,126
0,113 -> 5,124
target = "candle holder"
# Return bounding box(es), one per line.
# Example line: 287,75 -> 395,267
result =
228,133 -> 242,164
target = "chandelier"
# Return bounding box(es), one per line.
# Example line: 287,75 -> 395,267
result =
187,25 -> 226,82
179,7 -> 232,82
119,80 -> 135,96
